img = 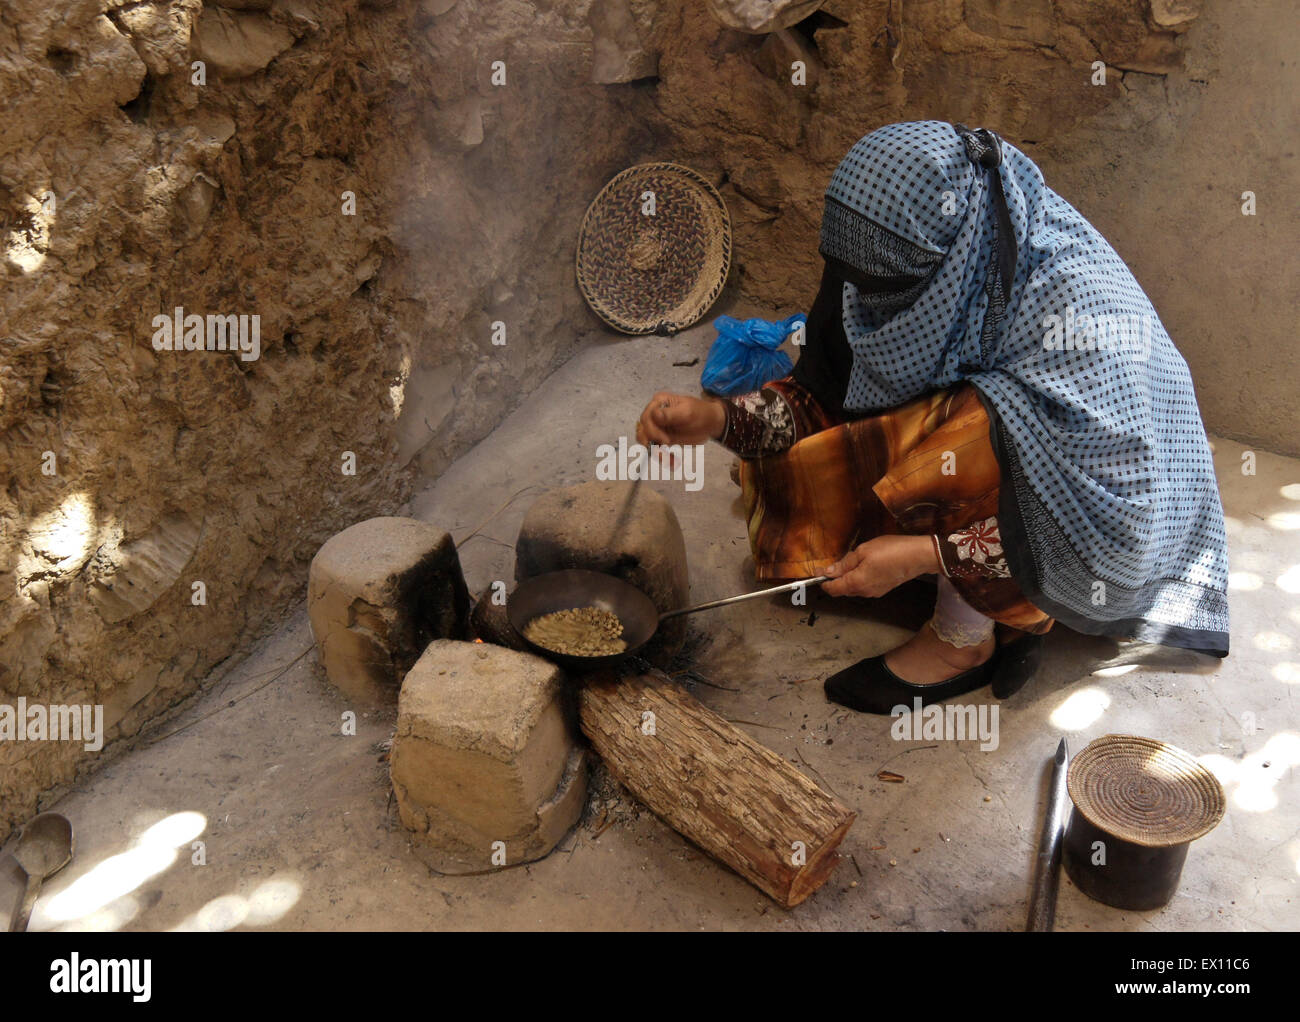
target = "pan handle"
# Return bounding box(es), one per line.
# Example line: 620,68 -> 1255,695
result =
658,576 -> 831,622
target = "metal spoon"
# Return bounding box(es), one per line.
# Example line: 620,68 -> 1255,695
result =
657,575 -> 832,620
8,812 -> 74,932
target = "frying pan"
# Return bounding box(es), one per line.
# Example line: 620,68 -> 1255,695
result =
507,569 -> 829,671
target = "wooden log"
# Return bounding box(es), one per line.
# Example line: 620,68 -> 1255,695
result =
579,670 -> 856,907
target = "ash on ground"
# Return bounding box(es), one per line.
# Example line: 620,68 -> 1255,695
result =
582,759 -> 643,829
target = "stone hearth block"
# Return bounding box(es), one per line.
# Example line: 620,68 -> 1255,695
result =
470,591 -> 530,652
308,517 -> 470,707
514,481 -> 689,663
390,640 -> 586,869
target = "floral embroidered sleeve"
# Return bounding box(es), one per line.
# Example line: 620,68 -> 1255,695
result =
717,376 -> 841,458
718,389 -> 797,457
935,516 -> 1012,581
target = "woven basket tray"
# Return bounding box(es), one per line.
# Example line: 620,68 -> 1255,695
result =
1067,734 -> 1226,848
576,162 -> 731,336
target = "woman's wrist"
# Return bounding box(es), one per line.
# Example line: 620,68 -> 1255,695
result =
907,534 -> 941,576
704,397 -> 728,441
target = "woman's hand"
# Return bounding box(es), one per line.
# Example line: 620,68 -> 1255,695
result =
636,391 -> 727,447
821,535 -> 940,599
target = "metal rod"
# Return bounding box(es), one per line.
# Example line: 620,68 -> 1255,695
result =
1026,737 -> 1070,932
658,576 -> 830,622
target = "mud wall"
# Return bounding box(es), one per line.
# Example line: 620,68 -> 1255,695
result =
0,0 -> 657,838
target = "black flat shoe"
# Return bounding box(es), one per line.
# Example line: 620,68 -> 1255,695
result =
824,652 -> 999,715
990,634 -> 1044,699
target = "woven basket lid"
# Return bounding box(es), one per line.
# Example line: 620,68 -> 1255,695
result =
576,162 -> 731,335
1067,734 -> 1226,848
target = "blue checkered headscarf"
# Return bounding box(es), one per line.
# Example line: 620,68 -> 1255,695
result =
820,121 -> 1229,654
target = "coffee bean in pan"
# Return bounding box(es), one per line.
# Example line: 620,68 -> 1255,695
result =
523,606 -> 627,657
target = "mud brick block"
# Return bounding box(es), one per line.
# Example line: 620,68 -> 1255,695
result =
514,481 -> 689,664
308,517 -> 470,707
390,639 -> 586,870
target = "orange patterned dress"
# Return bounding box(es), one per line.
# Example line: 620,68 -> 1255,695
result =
722,377 -> 1053,635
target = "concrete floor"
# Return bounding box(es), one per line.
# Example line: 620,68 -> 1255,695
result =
6,321 -> 1298,931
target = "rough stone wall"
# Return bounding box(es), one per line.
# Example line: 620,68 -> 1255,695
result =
0,0 -> 656,839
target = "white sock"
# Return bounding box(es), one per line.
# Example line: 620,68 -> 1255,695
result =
929,574 -> 994,648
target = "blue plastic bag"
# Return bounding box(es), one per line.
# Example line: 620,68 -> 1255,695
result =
699,314 -> 805,397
